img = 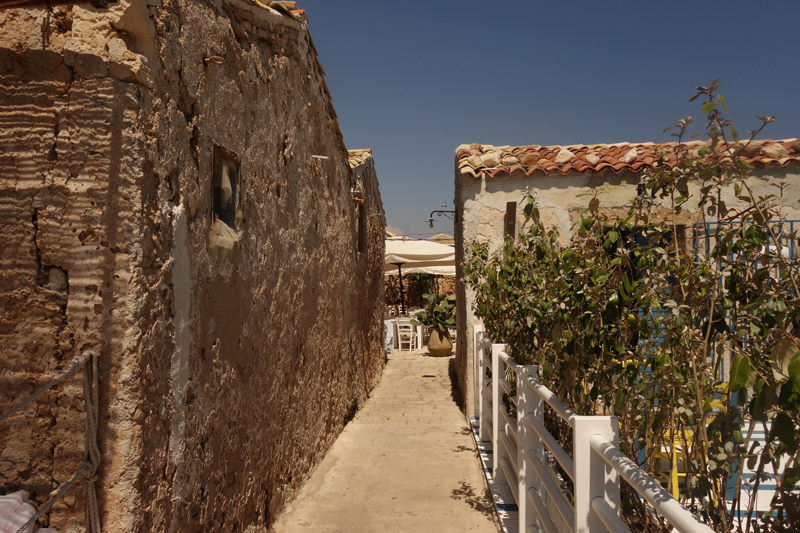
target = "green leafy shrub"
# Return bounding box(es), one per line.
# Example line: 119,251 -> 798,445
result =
464,81 -> 800,532
412,292 -> 457,341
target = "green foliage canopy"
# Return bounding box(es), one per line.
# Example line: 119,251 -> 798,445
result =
464,82 -> 800,532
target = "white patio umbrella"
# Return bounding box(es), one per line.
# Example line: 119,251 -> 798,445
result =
385,239 -> 455,313
387,265 -> 455,276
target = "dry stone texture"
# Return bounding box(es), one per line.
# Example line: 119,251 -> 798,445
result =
1,2 -> 385,531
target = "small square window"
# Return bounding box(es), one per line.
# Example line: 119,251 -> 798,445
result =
213,148 -> 240,229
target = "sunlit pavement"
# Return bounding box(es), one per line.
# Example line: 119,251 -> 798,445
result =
273,347 -> 498,532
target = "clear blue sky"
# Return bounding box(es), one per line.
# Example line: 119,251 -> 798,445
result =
298,1 -> 800,237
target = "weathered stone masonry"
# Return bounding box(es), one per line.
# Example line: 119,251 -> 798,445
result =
1,2 -> 386,531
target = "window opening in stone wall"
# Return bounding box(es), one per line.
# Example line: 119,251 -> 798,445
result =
503,201 -> 517,241
212,147 -> 240,229
357,197 -> 368,254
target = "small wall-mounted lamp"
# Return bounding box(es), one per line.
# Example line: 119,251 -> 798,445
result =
427,202 -> 457,228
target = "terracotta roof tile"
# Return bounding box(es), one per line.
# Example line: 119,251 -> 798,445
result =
455,139 -> 800,178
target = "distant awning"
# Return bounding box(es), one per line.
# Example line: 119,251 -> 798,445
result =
387,265 -> 455,276
385,239 -> 455,275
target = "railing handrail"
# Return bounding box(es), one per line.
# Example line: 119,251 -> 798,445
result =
591,498 -> 629,533
524,448 -> 575,528
590,435 -> 715,533
524,415 -> 574,478
525,375 -> 577,428
476,327 -> 719,533
498,348 -> 517,369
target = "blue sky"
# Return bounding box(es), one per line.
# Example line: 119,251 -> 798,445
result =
298,1 -> 800,237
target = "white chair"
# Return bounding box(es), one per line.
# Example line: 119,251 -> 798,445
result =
383,320 -> 394,354
395,317 -> 417,351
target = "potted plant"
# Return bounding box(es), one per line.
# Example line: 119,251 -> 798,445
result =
412,292 -> 456,357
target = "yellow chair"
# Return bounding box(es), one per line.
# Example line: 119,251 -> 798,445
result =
647,382 -> 729,499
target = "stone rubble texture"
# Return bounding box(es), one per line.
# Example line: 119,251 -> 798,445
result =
1,1 -> 385,531
553,148 -> 574,164
620,147 -> 638,163
762,143 -> 789,160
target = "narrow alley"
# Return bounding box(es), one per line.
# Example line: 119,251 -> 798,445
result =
273,348 -> 497,532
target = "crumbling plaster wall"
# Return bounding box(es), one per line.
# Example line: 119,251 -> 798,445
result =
1,1 -> 385,532
454,165 -> 800,417
1,6 -> 145,531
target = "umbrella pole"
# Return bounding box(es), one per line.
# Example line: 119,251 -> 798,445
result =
395,263 -> 406,315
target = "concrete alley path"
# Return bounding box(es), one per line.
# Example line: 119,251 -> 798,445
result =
273,347 -> 497,533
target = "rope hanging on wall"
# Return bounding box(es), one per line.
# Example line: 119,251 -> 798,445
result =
0,351 -> 90,424
83,352 -> 102,533
1,351 -> 102,533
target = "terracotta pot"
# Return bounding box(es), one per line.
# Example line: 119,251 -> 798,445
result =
427,329 -> 452,357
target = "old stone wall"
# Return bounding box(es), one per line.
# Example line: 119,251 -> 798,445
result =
1,7 -> 145,530
454,164 -> 800,417
453,164 -> 470,415
1,2 -> 385,531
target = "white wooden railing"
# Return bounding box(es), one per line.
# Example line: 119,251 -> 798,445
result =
473,326 -> 714,533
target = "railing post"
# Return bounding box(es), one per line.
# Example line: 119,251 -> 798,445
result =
491,343 -> 507,484
473,325 -> 483,419
477,330 -> 491,443
572,415 -> 620,533
479,345 -> 491,443
517,364 -> 543,533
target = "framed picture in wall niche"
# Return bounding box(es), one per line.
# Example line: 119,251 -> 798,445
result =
212,147 -> 240,229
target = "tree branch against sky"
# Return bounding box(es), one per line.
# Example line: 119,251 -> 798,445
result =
299,0 -> 800,236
